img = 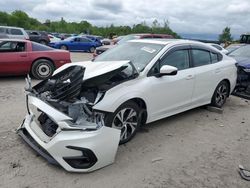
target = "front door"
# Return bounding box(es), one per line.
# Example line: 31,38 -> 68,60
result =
145,47 -> 195,121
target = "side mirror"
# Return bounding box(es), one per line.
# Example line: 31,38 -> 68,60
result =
155,65 -> 178,77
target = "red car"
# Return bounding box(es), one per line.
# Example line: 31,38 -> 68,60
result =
0,39 -> 71,79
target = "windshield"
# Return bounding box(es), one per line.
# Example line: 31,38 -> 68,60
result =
226,44 -> 243,53
228,45 -> 250,58
94,41 -> 164,71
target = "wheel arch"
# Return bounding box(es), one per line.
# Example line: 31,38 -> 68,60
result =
94,95 -> 148,126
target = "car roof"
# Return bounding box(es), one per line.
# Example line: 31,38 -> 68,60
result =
0,26 -> 24,29
0,38 -> 29,42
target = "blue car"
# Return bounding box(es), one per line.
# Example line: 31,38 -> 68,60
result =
49,36 -> 100,52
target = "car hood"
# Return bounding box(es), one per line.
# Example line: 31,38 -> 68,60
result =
53,60 -> 131,80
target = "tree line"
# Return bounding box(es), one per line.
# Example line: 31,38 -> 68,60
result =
0,10 -> 180,38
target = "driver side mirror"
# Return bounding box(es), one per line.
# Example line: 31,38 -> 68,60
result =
155,65 -> 178,77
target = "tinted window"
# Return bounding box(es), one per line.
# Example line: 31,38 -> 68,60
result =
161,50 -> 190,70
228,45 -> 250,58
80,38 -> 91,42
210,52 -> 218,63
32,42 -> 53,51
10,29 -> 23,35
192,49 -> 211,67
0,41 -> 26,52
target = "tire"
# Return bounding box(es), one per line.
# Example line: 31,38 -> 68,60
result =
211,80 -> 229,108
89,47 -> 95,53
105,101 -> 141,144
31,59 -> 55,80
39,40 -> 47,45
60,45 -> 68,50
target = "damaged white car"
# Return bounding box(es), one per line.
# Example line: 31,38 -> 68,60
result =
17,39 -> 237,172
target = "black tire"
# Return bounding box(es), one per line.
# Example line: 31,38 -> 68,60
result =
60,45 -> 68,50
211,80 -> 229,108
105,101 -> 141,144
31,59 -> 55,80
89,46 -> 95,53
39,40 -> 47,45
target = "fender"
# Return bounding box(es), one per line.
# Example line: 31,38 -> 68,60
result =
93,83 -> 149,113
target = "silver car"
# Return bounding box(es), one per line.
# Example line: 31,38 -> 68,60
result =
0,26 -> 29,40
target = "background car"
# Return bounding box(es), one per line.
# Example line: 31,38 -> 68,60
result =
94,33 -> 174,56
49,36 -> 100,52
0,26 -> 29,40
26,30 -> 50,45
0,39 -> 71,79
207,43 -> 228,54
48,34 -> 61,43
227,45 -> 250,99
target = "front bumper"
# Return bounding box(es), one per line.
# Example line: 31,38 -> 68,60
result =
17,96 -> 120,172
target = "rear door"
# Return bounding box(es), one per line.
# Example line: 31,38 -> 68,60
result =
190,46 -> 223,105
0,41 -> 30,75
79,38 -> 93,51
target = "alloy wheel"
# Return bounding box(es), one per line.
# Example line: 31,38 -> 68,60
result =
112,108 -> 138,142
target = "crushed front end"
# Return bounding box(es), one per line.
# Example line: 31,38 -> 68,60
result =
17,65 -> 122,172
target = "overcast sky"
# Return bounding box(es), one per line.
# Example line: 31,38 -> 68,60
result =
0,0 -> 249,35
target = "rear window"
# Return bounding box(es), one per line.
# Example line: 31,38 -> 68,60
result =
32,42 -> 53,51
10,29 -> 23,35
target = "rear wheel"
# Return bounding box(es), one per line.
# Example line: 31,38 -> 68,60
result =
31,59 -> 55,80
105,101 -> 141,144
89,47 -> 95,53
211,80 -> 229,108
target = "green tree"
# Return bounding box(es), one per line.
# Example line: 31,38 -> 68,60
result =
219,27 -> 233,43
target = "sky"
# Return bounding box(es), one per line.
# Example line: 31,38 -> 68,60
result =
0,0 -> 249,36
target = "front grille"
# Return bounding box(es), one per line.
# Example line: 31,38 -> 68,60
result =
34,66 -> 85,102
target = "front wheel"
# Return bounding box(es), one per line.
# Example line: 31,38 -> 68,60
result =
105,101 -> 141,144
211,81 -> 229,108
60,45 -> 68,50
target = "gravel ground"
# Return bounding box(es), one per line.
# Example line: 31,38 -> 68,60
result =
0,52 -> 250,188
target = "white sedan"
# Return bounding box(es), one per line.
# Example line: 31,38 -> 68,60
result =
17,39 -> 237,172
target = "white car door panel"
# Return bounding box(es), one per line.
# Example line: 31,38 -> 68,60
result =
144,69 -> 195,121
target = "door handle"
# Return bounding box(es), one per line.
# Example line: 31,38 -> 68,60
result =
186,75 -> 194,80
20,54 -> 27,57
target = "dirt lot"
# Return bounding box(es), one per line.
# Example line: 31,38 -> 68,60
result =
0,52 -> 250,188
